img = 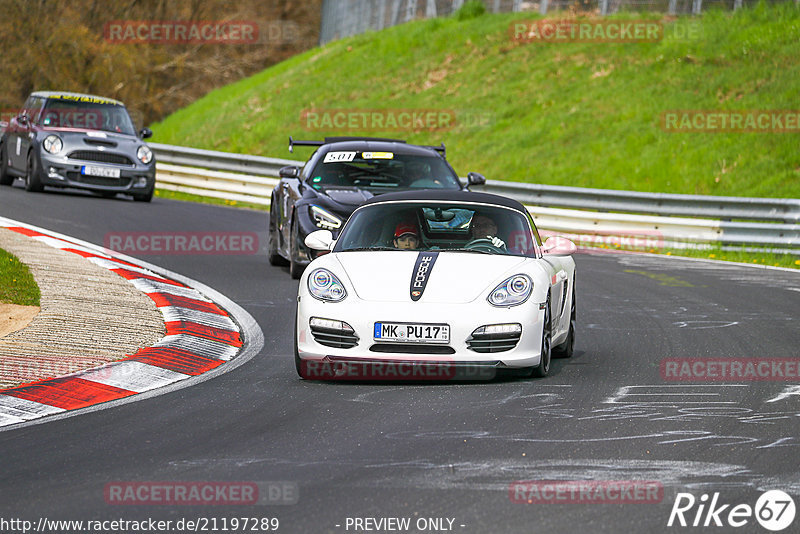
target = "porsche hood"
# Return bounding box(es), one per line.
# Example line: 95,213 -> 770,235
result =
334,251 -> 530,304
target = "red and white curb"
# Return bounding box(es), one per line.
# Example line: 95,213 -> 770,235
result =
0,217 -> 263,429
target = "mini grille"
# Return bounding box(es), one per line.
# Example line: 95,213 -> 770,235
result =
67,172 -> 130,187
68,151 -> 133,166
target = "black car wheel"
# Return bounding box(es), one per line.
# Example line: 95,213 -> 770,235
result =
0,143 -> 13,186
268,200 -> 288,266
532,293 -> 552,378
133,188 -> 153,202
553,283 -> 576,359
24,151 -> 44,192
289,216 -> 305,280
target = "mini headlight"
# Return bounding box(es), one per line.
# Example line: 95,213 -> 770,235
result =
43,135 -> 62,154
310,205 -> 342,230
488,274 -> 532,307
137,145 -> 153,164
308,268 -> 347,302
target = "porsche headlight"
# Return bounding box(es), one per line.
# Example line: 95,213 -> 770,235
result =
488,274 -> 532,307
43,135 -> 62,154
308,268 -> 347,302
310,205 -> 342,230
137,145 -> 153,164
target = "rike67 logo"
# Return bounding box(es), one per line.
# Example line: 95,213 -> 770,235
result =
667,490 -> 796,531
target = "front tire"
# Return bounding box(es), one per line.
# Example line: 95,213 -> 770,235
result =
532,293 -> 552,378
133,188 -> 153,202
553,283 -> 576,359
289,216 -> 305,280
24,151 -> 44,192
0,143 -> 13,186
268,200 -> 288,266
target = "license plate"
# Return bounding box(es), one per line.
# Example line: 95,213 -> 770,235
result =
374,322 -> 450,344
81,165 -> 120,178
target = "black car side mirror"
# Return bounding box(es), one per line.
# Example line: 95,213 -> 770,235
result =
466,172 -> 486,189
279,165 -> 300,179
17,114 -> 29,127
139,127 -> 153,139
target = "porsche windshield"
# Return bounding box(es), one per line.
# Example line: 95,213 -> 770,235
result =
40,100 -> 137,136
309,152 -> 461,191
335,202 -> 538,256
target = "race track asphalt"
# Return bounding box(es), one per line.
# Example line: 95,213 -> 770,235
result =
1,184 -> 798,533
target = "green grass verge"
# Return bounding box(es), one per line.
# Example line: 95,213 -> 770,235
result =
653,245 -> 800,269
150,2 -> 800,199
0,248 -> 41,306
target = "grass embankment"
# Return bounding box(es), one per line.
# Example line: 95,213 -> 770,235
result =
150,2 -> 800,198
0,248 -> 40,306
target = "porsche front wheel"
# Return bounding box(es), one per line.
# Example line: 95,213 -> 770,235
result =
532,293 -> 552,378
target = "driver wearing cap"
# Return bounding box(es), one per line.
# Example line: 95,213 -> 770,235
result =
393,222 -> 420,250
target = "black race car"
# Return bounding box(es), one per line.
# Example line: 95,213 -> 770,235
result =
0,91 -> 155,201
268,136 -> 486,278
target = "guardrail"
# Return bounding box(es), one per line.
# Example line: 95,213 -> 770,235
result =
151,143 -> 799,254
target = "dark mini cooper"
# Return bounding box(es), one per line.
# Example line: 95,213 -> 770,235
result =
268,136 -> 486,278
0,91 -> 156,201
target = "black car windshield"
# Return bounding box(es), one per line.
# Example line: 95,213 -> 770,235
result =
334,202 -> 538,257
308,152 -> 461,191
40,100 -> 137,136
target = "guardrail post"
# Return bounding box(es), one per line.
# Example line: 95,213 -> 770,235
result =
540,0 -> 549,15
668,0 -> 677,15
733,0 -> 742,10
600,0 -> 609,16
426,0 -> 437,17
692,0 -> 703,15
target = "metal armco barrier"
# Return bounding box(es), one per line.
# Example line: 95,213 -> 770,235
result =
151,143 -> 799,254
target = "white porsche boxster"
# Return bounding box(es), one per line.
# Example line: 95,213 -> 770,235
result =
294,190 -> 577,380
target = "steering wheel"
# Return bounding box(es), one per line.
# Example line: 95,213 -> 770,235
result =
464,237 -> 506,253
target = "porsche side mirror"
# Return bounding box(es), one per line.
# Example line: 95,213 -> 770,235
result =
17,114 -> 29,127
139,127 -> 153,139
542,236 -> 577,256
279,165 -> 300,179
466,172 -> 486,189
305,229 -> 333,251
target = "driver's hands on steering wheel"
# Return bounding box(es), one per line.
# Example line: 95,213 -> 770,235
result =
480,235 -> 506,249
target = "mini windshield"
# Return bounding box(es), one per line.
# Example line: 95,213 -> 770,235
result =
40,100 -> 137,135
308,152 -> 461,191
334,202 -> 539,256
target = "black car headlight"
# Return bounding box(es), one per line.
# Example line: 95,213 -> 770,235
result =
43,135 -> 63,154
488,274 -> 533,307
309,205 -> 342,230
137,145 -> 153,164
308,268 -> 347,302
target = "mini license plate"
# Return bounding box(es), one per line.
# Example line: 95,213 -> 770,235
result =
374,322 -> 450,344
81,165 -> 121,178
